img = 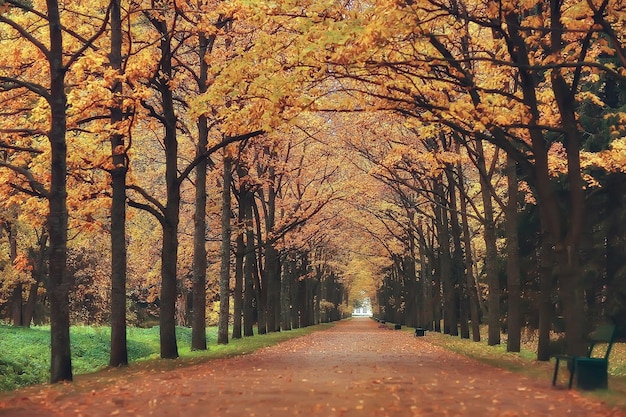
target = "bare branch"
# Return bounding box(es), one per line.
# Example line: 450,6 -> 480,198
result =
0,160 -> 49,198
0,140 -> 45,154
126,184 -> 166,215
178,130 -> 265,183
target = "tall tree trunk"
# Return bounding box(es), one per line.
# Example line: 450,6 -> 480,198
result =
252,202 -> 267,335
387,262 -> 403,324
454,270 -> 471,339
298,277 -> 308,327
160,220 -> 179,359
191,30 -> 211,351
458,168 -> 481,342
537,235 -> 555,361
8,223 -> 23,326
261,150 -> 281,333
417,235 -> 432,329
476,139 -> 501,346
24,231 -> 47,327
403,255 -> 417,327
280,255 -> 292,331
323,274 -> 332,323
23,281 -> 38,327
446,164 -> 468,338
307,280 -> 315,326
243,190 -> 256,337
434,176 -> 457,335
157,27 -> 179,360
432,249 -> 442,333
109,0 -> 128,367
265,244 -> 281,332
47,0 -> 72,383
191,167 -> 208,350
291,254 -> 303,329
416,225 -> 435,329
218,154 -> 232,345
392,263 -> 402,324
605,173 -> 626,330
314,277 -> 322,325
255,268 -> 267,333
505,156 -> 522,352
551,51 -> 587,356
604,172 -> 626,328
232,231 -> 245,339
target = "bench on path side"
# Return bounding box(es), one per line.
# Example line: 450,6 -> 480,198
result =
552,323 -> 616,390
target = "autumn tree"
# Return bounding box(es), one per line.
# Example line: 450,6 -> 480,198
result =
293,0 -> 625,356
117,0 -> 260,358
0,0 -> 112,382
108,0 -> 128,367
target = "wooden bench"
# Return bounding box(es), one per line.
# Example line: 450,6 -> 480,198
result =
552,323 -> 616,390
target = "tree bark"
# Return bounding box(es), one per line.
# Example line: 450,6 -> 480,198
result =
505,156 -> 522,352
155,21 -> 179,360
260,148 -> 281,333
280,255 -> 292,331
605,173 -> 626,330
458,167 -> 481,342
46,0 -> 72,383
433,175 -> 457,335
475,139 -> 501,346
403,255 -> 417,328
432,250 -> 442,333
537,235 -> 555,361
109,0 -> 129,367
291,253 -> 304,329
252,201 -> 267,335
218,154 -> 232,345
191,30 -> 211,351
243,189 -> 256,337
265,243 -> 281,332
446,165 -> 468,338
24,231 -> 47,328
8,222 -> 23,326
417,235 -> 432,329
415,224 -> 435,330
232,230 -> 245,339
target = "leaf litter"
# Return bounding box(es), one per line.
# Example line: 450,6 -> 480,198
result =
1,318 -> 625,416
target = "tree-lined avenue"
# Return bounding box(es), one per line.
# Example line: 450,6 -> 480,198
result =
0,0 -> 625,392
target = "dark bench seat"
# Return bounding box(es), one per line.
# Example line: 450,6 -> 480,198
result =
552,324 -> 616,390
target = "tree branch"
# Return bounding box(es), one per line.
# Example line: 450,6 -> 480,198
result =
126,184 -> 166,216
0,161 -> 49,198
178,130 -> 265,184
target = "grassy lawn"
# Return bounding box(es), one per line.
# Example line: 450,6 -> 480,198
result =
0,323 -> 334,392
420,327 -> 626,410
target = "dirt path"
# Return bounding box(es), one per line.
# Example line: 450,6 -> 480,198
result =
1,318 -> 623,416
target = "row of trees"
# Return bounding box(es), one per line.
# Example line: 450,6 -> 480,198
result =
0,0 -> 358,383
334,0 -> 625,359
0,0 -> 624,384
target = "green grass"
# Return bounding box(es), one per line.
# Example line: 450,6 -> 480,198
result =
0,323 -> 334,392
